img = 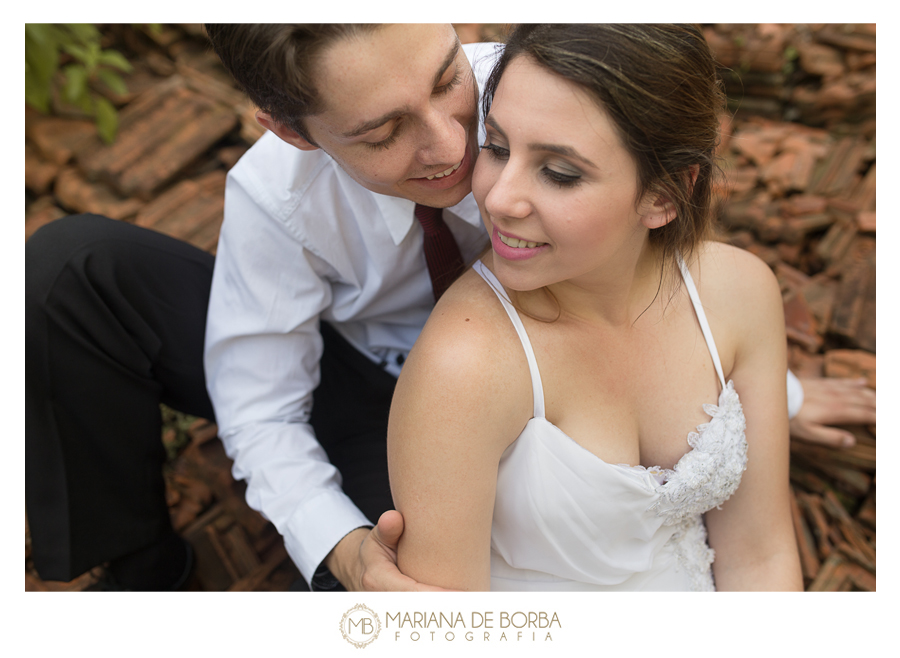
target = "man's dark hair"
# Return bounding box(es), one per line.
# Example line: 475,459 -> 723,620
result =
205,24 -> 381,143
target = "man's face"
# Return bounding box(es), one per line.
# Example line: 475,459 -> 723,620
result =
303,24 -> 479,208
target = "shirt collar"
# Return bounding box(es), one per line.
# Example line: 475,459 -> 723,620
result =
374,191 -> 484,246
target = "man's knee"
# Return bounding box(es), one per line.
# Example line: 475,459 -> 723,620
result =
27,213 -> 120,284
27,213 -> 118,253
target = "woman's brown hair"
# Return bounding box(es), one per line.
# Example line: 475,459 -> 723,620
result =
483,24 -> 726,292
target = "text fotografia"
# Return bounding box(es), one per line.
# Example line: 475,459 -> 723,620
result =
386,611 -> 561,642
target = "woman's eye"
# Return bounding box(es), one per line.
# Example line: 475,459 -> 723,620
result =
479,143 -> 509,160
542,168 -> 582,187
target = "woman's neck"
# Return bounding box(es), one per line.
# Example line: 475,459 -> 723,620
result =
519,241 -> 673,329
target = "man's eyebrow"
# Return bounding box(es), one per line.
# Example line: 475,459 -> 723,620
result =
342,109 -> 407,139
484,115 -> 597,168
431,38 -> 460,88
341,37 -> 461,140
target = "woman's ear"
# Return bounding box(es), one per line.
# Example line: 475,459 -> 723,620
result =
639,165 -> 700,230
639,194 -> 677,230
255,111 -> 319,151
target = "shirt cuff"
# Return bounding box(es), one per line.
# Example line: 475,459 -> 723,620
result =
786,369 -> 804,420
282,488 -> 374,589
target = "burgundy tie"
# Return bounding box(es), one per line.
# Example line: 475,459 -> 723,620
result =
414,204 -> 465,302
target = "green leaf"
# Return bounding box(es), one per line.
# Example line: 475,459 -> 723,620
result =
25,31 -> 59,85
62,63 -> 89,103
25,24 -> 54,48
25,24 -> 135,137
24,73 -> 50,113
98,49 -> 133,73
63,42 -> 90,64
44,24 -> 76,48
63,40 -> 102,71
97,69 -> 129,96
94,96 -> 119,143
63,23 -> 100,44
85,40 -> 102,69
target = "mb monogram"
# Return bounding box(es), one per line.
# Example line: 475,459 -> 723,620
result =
339,604 -> 382,648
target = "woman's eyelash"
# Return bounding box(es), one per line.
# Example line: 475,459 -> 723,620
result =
542,169 -> 582,188
479,143 -> 508,159
480,143 -> 582,188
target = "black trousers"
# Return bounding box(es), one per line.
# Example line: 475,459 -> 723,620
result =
26,214 -> 395,581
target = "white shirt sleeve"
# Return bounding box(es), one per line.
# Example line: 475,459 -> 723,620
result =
202,42 -> 503,586
204,171 -> 371,585
786,369 -> 804,420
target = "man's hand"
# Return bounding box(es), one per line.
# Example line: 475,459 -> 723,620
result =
324,511 -> 450,591
790,377 -> 876,448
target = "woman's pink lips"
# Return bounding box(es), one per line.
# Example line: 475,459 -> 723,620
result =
491,227 -> 549,261
409,142 -> 473,190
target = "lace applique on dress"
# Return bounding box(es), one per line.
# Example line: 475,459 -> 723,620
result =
648,380 -> 748,526
667,516 -> 717,591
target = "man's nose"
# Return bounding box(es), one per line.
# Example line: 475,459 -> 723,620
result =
416,107 -> 467,167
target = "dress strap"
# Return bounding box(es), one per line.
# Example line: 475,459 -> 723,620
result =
472,260 -> 546,418
677,254 -> 727,389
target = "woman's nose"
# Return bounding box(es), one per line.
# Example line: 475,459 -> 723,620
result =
484,163 -> 531,221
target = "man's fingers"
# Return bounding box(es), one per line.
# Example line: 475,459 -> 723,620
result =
801,377 -> 875,401
794,376 -> 876,431
372,510 -> 404,549
790,421 -> 856,448
357,511 -> 455,592
810,402 -> 875,427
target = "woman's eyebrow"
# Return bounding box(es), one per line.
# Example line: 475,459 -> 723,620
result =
485,114 -> 597,168
529,142 -> 597,168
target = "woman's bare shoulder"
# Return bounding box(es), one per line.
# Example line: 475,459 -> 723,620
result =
394,262 -> 534,431
692,240 -> 781,310
690,241 -> 785,366
414,264 -> 526,366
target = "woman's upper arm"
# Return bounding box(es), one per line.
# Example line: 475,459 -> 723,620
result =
387,287 -> 531,591
702,246 -> 803,590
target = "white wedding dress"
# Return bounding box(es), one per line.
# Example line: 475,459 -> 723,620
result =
472,259 -> 748,591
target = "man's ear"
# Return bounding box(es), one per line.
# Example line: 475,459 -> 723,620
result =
639,165 -> 699,230
255,111 -> 319,151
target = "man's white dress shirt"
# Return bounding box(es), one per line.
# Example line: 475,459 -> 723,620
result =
205,42 -> 500,584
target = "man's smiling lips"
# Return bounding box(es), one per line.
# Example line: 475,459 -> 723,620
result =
409,143 -> 473,190
425,161 -> 462,180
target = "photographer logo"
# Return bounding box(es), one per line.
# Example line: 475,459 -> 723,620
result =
339,604 -> 382,648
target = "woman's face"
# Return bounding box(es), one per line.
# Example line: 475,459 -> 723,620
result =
472,55 -> 658,294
